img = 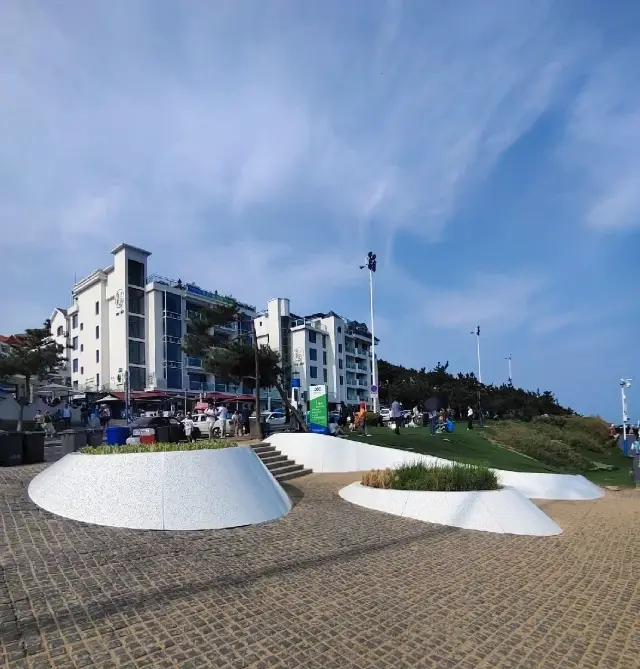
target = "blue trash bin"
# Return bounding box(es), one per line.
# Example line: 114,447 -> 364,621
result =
117,426 -> 130,445
105,426 -> 120,445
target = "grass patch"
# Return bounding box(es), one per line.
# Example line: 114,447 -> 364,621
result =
347,427 -> 553,472
80,440 -> 235,455
362,460 -> 499,492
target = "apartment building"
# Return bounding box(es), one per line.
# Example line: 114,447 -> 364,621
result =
54,243 -> 255,396
254,298 -> 378,407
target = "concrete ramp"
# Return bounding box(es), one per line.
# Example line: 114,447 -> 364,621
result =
266,433 -> 603,501
28,447 -> 292,530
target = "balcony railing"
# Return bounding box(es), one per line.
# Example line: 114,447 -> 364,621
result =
291,318 -> 328,332
148,274 -> 255,311
345,346 -> 356,354
346,362 -> 356,369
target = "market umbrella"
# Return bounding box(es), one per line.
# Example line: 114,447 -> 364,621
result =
98,395 -> 121,403
36,383 -> 74,394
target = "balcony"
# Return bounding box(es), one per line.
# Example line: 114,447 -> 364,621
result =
291,318 -> 328,332
346,362 -> 356,370
345,346 -> 356,354
148,274 -> 255,311
189,380 -> 212,391
356,363 -> 368,371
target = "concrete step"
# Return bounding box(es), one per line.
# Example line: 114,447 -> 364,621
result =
268,462 -> 305,478
275,468 -> 313,482
252,444 -> 274,455
259,453 -> 287,465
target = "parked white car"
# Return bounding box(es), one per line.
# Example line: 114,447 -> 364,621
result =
379,407 -> 390,422
182,413 -> 234,438
261,411 -> 286,427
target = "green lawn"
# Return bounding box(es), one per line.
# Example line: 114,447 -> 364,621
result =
346,426 -> 556,473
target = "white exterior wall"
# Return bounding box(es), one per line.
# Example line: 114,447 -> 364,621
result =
49,309 -> 71,384
146,288 -> 164,390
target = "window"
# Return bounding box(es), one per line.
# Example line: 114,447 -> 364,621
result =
129,340 -> 146,365
73,380 -> 78,389
323,351 -> 327,365
309,348 -> 317,361
128,287 -> 145,315
322,335 -> 327,349
337,326 -> 342,333
95,325 -> 99,339
95,301 -> 99,315
323,368 -> 327,382
80,322 -> 83,331
72,314 -> 78,328
165,292 -> 181,314
166,342 -> 181,363
72,359 -> 78,372
128,259 -> 145,287
96,350 -> 100,363
340,375 -> 344,386
339,359 -> 343,369
80,366 -> 84,375
338,343 -> 343,353
72,336 -> 78,350
80,344 -> 84,352
165,318 -> 182,339
309,366 -> 318,379
129,366 -> 147,391
128,315 -> 145,339
166,367 -> 182,389
56,326 -> 63,336
308,330 -> 317,344
96,373 -> 100,387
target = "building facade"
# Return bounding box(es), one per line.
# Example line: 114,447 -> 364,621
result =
54,243 -> 255,396
254,298 -> 378,408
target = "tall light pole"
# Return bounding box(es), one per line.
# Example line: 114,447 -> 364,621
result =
470,326 -> 481,383
359,252 -> 378,412
621,378 -> 632,455
505,353 -> 512,384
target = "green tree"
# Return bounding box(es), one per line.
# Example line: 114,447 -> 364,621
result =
183,304 -> 308,432
0,321 -> 66,431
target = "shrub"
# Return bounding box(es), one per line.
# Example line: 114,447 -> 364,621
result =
361,461 -> 499,492
365,411 -> 379,426
81,440 -> 235,455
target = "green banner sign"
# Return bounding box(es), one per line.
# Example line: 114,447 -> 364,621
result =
309,384 -> 329,434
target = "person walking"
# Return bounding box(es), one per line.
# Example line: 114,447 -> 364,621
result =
241,405 -> 250,436
34,409 -> 45,432
62,403 -> 72,430
183,413 -> 194,442
43,410 -> 56,438
205,404 -> 216,440
467,405 -> 474,430
390,400 -> 402,435
217,403 -> 228,437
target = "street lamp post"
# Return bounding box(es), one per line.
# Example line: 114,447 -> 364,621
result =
359,252 -> 378,413
621,378 -> 632,456
505,353 -> 512,384
469,326 -> 483,425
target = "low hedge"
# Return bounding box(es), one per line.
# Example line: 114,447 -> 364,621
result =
362,461 -> 499,492
80,440 -> 235,455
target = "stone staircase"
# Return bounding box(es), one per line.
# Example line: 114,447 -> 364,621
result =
251,443 -> 312,482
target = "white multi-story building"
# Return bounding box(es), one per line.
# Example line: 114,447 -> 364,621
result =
254,298 -> 378,408
53,243 -> 256,397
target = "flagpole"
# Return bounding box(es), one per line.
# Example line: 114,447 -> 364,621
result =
506,353 -> 512,384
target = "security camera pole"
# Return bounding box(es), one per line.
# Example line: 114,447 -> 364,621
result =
621,378 -> 632,456
359,252 -> 378,413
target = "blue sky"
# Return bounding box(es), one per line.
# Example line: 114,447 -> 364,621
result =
1,0 -> 639,421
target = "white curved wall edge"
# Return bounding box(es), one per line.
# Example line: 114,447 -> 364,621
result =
266,433 -> 603,501
339,482 -> 562,536
28,446 -> 292,531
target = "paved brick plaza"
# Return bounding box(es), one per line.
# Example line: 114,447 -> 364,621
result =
1,465 -> 640,669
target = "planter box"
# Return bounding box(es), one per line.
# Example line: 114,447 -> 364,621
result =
0,431 -> 24,467
339,482 -> 563,537
23,431 -> 45,464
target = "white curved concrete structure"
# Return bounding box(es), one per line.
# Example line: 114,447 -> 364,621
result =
339,483 -> 562,536
28,446 -> 291,530
266,433 -> 603,500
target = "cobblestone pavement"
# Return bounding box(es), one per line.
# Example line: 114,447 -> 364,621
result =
1,465 -> 640,669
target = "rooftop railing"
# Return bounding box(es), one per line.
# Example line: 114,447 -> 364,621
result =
147,274 -> 255,311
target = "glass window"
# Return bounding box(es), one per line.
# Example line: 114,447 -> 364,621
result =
166,318 -> 182,338
80,366 -> 84,375
165,292 -> 181,314
338,343 -> 342,353
337,326 -> 341,333
339,359 -> 343,369
309,366 -> 318,379
128,315 -> 144,339
309,348 -> 317,361
323,368 -> 327,382
72,336 -> 78,350
73,380 -> 78,389
167,367 -> 182,390
323,351 -> 327,365
128,287 -> 145,315
96,350 -> 99,363
95,301 -> 99,315
56,326 -> 63,336
339,375 -> 343,385
80,322 -> 83,331
95,325 -> 99,339
166,342 -> 181,362
308,330 -> 316,344
96,373 -> 100,387
72,359 -> 78,372
72,314 -> 78,328
129,366 -> 146,391
322,335 -> 326,348
129,340 -> 146,365
80,344 -> 83,352
128,259 -> 145,287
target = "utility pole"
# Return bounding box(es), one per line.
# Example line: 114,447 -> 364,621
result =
621,378 -> 632,456
359,252 -> 378,412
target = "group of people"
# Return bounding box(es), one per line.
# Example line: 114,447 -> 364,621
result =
182,404 -> 252,442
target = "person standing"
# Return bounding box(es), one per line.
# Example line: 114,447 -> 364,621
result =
241,405 -> 250,436
43,410 -> 55,437
183,413 -> 195,442
390,400 -> 402,435
62,403 -> 72,430
205,404 -> 216,440
217,403 -> 228,437
34,409 -> 45,432
467,405 -> 474,430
